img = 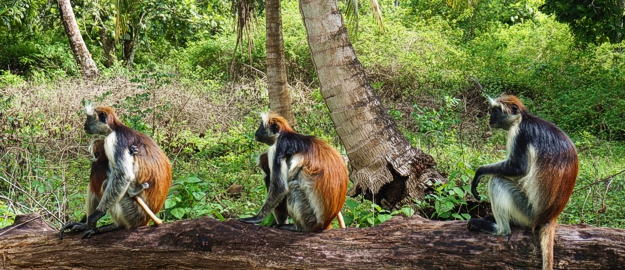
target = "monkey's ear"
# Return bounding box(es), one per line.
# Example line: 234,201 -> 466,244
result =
98,112 -> 107,123
511,104 -> 519,114
270,123 -> 280,134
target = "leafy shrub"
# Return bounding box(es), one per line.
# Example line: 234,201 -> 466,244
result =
342,197 -> 415,228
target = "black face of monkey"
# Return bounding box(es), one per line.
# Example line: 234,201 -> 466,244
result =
489,104 -> 520,131
254,121 -> 279,145
84,112 -> 112,135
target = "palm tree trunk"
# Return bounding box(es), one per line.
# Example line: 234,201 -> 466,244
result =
57,0 -> 99,79
299,0 -> 444,207
266,0 -> 295,124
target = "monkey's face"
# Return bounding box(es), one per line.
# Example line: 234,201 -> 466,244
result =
489,104 -> 521,131
89,139 -> 106,162
254,121 -> 279,145
84,109 -> 113,135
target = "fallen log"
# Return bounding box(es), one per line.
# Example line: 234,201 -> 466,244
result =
1,214 -> 624,269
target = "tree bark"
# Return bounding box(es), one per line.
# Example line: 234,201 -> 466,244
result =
265,0 -> 296,125
299,0 -> 444,208
1,214 -> 624,269
57,0 -> 100,79
98,28 -> 116,68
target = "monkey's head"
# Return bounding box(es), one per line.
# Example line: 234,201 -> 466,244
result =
255,112 -> 295,145
84,104 -> 120,135
488,95 -> 526,131
88,139 -> 106,162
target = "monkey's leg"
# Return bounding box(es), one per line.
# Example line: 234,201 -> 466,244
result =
468,177 -> 533,235
239,180 -> 288,224
271,199 -> 289,226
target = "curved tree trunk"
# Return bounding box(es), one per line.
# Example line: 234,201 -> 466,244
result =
2,214 -> 625,269
57,0 -> 100,79
266,0 -> 296,124
299,0 -> 444,208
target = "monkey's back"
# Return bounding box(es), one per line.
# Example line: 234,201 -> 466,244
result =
132,131 -> 172,217
301,137 -> 348,230
519,113 -> 578,225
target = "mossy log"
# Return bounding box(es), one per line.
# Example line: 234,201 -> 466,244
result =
1,214 -> 624,269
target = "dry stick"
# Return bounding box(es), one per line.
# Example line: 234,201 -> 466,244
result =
337,212 -> 346,229
134,197 -> 163,225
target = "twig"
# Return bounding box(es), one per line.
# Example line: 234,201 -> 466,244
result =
0,176 -> 63,224
574,169 -> 625,192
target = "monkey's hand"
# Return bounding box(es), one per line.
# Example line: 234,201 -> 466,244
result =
470,174 -> 483,201
129,145 -> 139,156
59,222 -> 90,240
238,215 -> 265,225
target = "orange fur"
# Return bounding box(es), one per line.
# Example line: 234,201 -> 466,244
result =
266,112 -> 348,232
93,106 -> 172,226
304,137 -> 348,231
89,139 -> 108,198
495,94 -> 527,114
266,112 -> 295,133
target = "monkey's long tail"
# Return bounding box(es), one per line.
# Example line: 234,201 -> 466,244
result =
337,212 -> 346,229
540,221 -> 557,270
135,197 -> 163,225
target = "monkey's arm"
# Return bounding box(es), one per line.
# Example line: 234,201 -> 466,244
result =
471,149 -> 528,200
239,152 -> 289,224
87,148 -> 135,230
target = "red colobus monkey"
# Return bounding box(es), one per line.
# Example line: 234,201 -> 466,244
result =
240,112 -> 348,232
468,95 -> 578,270
257,153 -> 346,229
59,105 -> 172,239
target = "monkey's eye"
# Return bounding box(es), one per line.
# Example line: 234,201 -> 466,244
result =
98,112 -> 107,123
270,123 -> 280,134
94,152 -> 100,159
511,104 -> 519,114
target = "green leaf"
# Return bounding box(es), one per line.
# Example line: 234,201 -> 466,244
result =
401,207 -> 415,217
376,214 -> 392,223
185,176 -> 202,183
345,199 -> 359,209
165,198 -> 177,208
171,208 -> 186,219
452,187 -> 465,197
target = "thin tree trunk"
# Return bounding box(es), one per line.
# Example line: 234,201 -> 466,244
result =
299,0 -> 444,208
265,0 -> 296,124
123,25 -> 139,69
57,0 -> 100,79
2,214 -> 624,268
98,28 -> 116,68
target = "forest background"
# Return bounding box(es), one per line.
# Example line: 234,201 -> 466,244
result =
0,0 -> 624,230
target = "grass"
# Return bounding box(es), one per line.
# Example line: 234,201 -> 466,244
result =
1,71 -> 624,230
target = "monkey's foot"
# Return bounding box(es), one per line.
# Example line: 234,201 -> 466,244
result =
81,229 -> 97,239
274,224 -> 298,231
59,222 -> 90,240
467,218 -> 497,234
238,215 -> 265,224
80,224 -> 124,239
482,214 -> 496,223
